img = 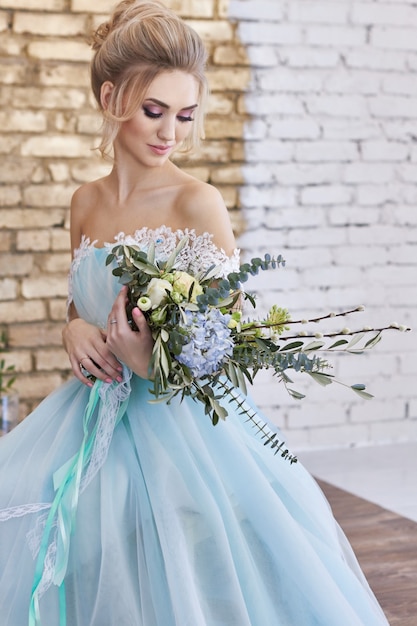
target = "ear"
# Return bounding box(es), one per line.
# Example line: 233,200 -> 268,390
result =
100,81 -> 114,110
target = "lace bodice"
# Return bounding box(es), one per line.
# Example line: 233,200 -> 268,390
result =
72,226 -> 240,276
68,226 -> 240,328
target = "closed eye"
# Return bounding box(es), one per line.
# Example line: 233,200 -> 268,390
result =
177,115 -> 194,123
143,107 -> 162,119
143,106 -> 194,123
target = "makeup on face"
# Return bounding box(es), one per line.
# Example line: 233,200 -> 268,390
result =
142,98 -> 198,123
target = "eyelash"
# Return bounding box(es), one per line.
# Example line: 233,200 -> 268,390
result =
143,107 -> 193,123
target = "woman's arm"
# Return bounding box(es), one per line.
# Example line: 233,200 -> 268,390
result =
62,313 -> 124,387
62,187 -> 123,386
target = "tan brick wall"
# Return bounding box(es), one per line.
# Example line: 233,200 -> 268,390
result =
0,0 -> 249,418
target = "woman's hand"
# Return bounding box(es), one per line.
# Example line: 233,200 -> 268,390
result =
106,286 -> 154,379
62,317 -> 123,387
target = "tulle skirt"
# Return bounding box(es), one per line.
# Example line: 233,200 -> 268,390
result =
0,374 -> 389,625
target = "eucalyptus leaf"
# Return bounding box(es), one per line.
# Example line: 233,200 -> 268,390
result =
328,339 -> 349,349
119,272 -> 134,284
131,259 -> 160,275
279,341 -> 304,352
346,332 -> 366,350
147,241 -> 155,264
288,388 -> 306,400
364,333 -> 382,349
160,328 -> 169,343
236,365 -> 248,395
209,397 -> 228,421
202,265 -> 223,282
164,235 -> 189,272
303,340 -> 325,352
351,386 -> 374,400
226,362 -> 239,388
308,372 -> 334,386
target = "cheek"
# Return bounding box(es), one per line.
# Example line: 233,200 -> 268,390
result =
177,123 -> 193,142
123,115 -> 150,136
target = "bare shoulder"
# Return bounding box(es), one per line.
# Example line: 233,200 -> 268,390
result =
69,179 -> 103,253
178,179 -> 236,255
71,179 -> 102,212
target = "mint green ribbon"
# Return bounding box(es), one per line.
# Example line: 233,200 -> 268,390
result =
29,376 -> 130,626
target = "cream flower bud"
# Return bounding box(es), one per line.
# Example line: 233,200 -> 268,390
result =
137,296 -> 152,312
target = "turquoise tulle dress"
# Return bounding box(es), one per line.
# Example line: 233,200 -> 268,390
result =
0,227 -> 389,625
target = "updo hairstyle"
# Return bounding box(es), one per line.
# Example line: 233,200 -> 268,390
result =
90,0 -> 209,157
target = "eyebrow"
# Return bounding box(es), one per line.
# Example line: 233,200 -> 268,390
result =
145,97 -> 198,111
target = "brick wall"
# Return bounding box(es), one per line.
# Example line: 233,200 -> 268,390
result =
230,0 -> 417,448
1,0 -> 416,449
0,0 -> 249,418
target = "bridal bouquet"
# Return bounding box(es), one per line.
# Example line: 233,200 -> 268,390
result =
106,236 -> 409,461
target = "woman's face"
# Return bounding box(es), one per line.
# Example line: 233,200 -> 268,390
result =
112,70 -> 199,166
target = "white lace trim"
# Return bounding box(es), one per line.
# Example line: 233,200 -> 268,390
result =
66,227 -> 240,318
81,366 -> 132,491
66,234 -> 98,319
0,502 -> 51,522
107,226 -> 240,278
25,511 -> 58,596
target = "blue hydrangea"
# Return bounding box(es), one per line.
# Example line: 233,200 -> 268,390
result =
175,308 -> 233,378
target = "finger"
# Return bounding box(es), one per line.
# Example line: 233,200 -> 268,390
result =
79,353 -> 122,383
108,287 -> 128,320
132,309 -> 153,345
71,355 -> 94,387
131,307 -> 148,333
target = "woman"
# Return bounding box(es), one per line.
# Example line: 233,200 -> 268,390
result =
0,2 -> 390,624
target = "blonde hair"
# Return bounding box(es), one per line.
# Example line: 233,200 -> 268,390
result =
90,0 -> 209,157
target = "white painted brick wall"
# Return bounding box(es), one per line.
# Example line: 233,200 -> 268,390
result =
229,0 -> 417,450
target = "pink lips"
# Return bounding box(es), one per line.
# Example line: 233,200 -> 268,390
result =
148,144 -> 172,156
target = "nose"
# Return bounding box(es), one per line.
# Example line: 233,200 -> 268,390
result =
157,114 -> 176,142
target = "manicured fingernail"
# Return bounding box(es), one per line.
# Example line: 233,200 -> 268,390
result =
116,375 -> 123,382
105,377 -> 112,383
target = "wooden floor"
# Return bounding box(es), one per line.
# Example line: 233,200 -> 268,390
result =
318,480 -> 417,626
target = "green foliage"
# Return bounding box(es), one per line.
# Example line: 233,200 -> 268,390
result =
106,238 -> 410,461
0,331 -> 16,397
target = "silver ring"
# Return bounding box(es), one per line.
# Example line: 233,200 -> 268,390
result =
110,319 -> 117,324
79,361 -> 95,381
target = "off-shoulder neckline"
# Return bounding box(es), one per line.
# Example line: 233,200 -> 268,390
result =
74,225 -> 238,257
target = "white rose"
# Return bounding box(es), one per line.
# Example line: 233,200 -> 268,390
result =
146,278 -> 173,308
